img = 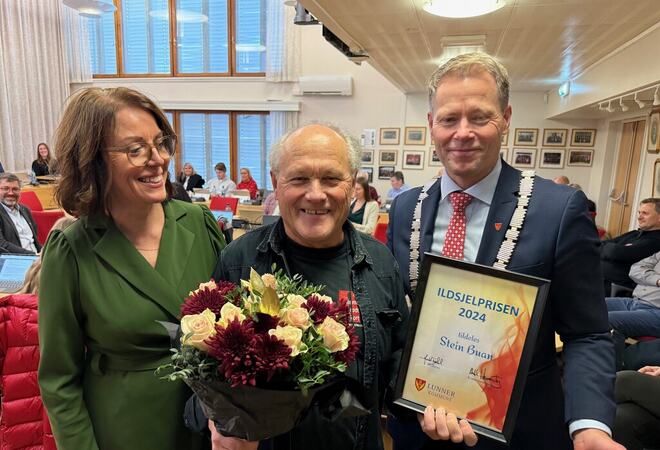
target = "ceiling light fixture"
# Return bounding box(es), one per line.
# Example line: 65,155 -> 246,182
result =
606,101 -> 615,113
598,103 -> 607,111
654,86 -> 660,106
62,0 -> 115,17
619,98 -> 629,112
634,92 -> 646,109
423,0 -> 505,19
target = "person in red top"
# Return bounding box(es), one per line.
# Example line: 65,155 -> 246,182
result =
237,167 -> 259,200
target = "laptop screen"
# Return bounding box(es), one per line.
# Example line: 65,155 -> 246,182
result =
212,210 -> 234,223
0,254 -> 38,291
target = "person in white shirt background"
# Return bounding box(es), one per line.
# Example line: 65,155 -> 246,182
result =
206,162 -> 236,196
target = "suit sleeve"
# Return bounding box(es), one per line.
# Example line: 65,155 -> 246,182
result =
552,190 -> 616,428
0,216 -> 33,254
628,251 -> 660,286
601,232 -> 658,264
38,231 -> 100,450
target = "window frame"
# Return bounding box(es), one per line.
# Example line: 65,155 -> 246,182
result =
92,0 -> 265,78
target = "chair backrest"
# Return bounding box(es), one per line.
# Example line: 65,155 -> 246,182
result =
19,191 -> 43,211
209,197 -> 239,214
373,222 -> 388,244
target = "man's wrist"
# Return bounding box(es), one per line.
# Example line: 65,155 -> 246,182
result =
568,420 -> 612,439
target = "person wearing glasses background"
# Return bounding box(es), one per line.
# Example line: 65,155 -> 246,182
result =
38,87 -> 225,450
0,172 -> 40,254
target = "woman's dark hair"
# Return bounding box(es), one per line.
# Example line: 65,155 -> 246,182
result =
54,87 -> 174,217
355,178 -> 371,202
36,143 -> 51,164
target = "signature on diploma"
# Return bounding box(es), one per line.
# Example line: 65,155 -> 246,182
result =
467,367 -> 502,389
419,353 -> 444,369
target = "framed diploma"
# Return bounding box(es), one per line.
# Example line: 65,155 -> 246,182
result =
394,254 -> 549,444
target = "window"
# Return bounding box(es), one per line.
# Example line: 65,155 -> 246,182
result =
86,0 -> 265,76
169,111 -> 270,191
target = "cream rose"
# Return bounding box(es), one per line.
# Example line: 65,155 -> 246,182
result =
286,294 -> 306,308
217,302 -> 246,328
316,294 -> 333,304
283,307 -> 311,330
269,325 -> 306,357
189,280 -> 217,296
261,273 -> 277,290
180,308 -> 216,351
317,317 -> 349,353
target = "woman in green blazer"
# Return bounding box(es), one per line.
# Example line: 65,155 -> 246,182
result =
38,87 -> 224,450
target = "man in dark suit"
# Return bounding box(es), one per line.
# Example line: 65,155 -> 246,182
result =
387,53 -> 621,450
0,173 -> 40,254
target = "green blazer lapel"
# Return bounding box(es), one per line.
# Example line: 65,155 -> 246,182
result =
91,212 -> 184,320
156,201 -> 196,296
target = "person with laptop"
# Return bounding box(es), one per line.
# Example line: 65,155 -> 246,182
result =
0,173 -> 40,255
206,162 -> 236,197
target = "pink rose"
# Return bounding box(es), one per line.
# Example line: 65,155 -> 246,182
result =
261,273 -> 277,290
269,325 -> 306,357
284,307 -> 311,330
317,317 -> 349,353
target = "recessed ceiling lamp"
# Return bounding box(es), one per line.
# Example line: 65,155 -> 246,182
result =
634,92 -> 646,109
654,86 -> 660,106
423,0 -> 505,18
62,0 -> 115,17
619,98 -> 629,112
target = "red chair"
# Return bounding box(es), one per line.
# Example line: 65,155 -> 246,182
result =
210,197 -> 239,214
19,191 -> 65,245
373,222 -> 388,244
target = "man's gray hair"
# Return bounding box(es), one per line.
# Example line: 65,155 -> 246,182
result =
269,123 -> 362,175
0,173 -> 21,186
428,52 -> 510,112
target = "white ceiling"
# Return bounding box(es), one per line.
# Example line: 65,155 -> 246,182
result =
298,0 -> 660,96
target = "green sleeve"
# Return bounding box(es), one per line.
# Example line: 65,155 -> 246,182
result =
200,204 -> 226,257
38,230 -> 100,450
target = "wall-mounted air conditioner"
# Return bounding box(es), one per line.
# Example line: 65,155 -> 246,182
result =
293,76 -> 353,96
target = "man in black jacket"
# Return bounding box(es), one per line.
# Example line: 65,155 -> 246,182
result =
601,198 -> 660,293
0,173 -> 40,254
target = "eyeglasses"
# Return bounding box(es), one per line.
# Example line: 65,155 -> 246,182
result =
106,135 -> 176,167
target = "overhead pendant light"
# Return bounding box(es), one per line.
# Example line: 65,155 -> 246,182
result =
634,92 -> 646,109
62,0 -> 115,17
423,0 -> 505,18
605,101 -> 615,113
619,98 -> 629,112
654,86 -> 660,106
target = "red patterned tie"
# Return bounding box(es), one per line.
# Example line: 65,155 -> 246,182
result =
442,192 -> 473,260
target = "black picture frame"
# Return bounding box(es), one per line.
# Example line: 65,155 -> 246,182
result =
394,254 -> 549,444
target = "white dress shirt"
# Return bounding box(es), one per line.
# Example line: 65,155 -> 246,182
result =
1,203 -> 37,253
206,178 -> 236,196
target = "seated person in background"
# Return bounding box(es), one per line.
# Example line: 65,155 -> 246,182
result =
237,167 -> 258,199
206,162 -> 236,196
356,170 -> 379,203
262,191 -> 278,215
0,215 -> 74,450
0,173 -> 40,254
553,175 -> 570,185
606,250 -> 660,339
387,171 -> 409,200
177,162 -> 205,192
587,199 -> 609,240
348,178 -> 379,235
613,365 -> 660,450
602,198 -> 660,292
0,162 -> 4,173
171,181 -> 192,203
32,143 -> 55,177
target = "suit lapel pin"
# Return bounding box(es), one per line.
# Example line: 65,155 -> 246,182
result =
494,222 -> 502,231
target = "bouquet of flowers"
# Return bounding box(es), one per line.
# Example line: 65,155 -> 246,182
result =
158,265 -> 365,440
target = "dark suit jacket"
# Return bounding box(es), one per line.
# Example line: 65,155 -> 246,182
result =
0,204 -> 40,254
178,174 -> 205,191
601,229 -> 660,288
387,161 -> 616,450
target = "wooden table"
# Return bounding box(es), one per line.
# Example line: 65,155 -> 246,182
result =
22,184 -> 59,210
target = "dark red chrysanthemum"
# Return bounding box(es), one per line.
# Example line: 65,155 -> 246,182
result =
253,334 -> 291,382
304,294 -> 334,324
334,326 -> 360,365
330,297 -> 350,324
206,318 -> 259,387
180,281 -> 241,317
252,313 -> 281,334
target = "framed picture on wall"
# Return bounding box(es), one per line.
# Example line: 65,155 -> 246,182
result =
380,128 -> 400,145
379,165 -> 396,180
653,159 -> 660,197
511,148 -> 537,169
567,149 -> 594,167
428,147 -> 443,166
570,129 -> 596,147
539,148 -> 565,169
403,150 -> 425,170
361,150 -> 374,164
514,128 -> 539,146
404,127 -> 427,145
361,167 -> 374,183
379,149 -> 398,164
542,129 -> 568,147
501,131 -> 509,146
647,112 -> 660,153
500,148 -> 509,163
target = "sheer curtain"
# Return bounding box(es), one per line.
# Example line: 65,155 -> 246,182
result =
269,111 -> 298,147
265,0 -> 300,82
62,6 -> 92,83
0,0 -> 70,172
